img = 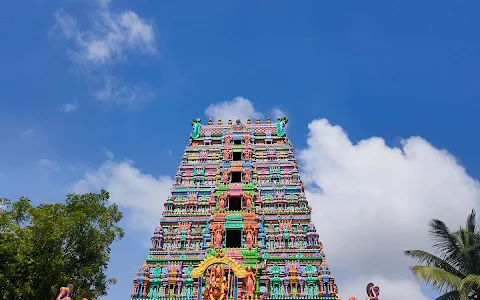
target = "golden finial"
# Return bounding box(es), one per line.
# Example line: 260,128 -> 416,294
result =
228,119 -> 232,125
208,119 -> 213,125
266,117 -> 271,124
247,118 -> 251,124
218,119 -> 222,125
256,118 -> 260,124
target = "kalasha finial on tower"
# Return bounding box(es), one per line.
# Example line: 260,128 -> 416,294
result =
256,118 -> 261,124
228,119 -> 233,125
218,119 -> 222,125
208,119 -> 213,125
235,119 -> 241,125
266,117 -> 271,124
247,118 -> 251,124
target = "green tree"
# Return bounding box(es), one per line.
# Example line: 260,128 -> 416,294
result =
405,209 -> 480,300
0,190 -> 124,300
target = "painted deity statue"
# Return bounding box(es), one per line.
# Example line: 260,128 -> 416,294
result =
244,148 -> 252,160
245,227 -> 255,247
244,265 -> 258,297
191,118 -> 202,139
243,169 -> 251,183
276,117 -> 288,137
222,148 -> 231,161
224,135 -> 232,146
244,193 -> 253,210
244,134 -> 251,145
218,193 -> 227,210
56,284 -> 73,300
366,283 -> 380,300
214,228 -> 224,247
221,169 -> 230,183
205,265 -> 229,300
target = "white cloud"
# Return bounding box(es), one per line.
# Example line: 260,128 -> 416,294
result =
97,0 -> 112,8
37,158 -> 60,172
297,119 -> 479,299
271,107 -> 287,119
102,147 -> 115,159
53,8 -> 155,69
60,102 -> 77,112
51,3 -> 156,105
94,76 -> 155,105
205,96 -> 264,123
71,159 -> 172,231
50,9 -> 79,40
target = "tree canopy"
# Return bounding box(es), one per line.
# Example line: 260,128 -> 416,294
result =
0,190 -> 124,300
405,209 -> 480,300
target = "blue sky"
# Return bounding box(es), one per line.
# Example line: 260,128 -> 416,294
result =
1,1 -> 479,299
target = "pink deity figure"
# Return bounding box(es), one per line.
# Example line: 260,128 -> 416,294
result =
245,226 -> 254,247
56,284 -> 73,300
348,298 -> 358,300
243,149 -> 252,160
221,169 -> 230,183
243,135 -> 251,145
222,148 -> 231,161
244,193 -> 253,209
366,283 -> 380,300
218,193 -> 227,210
224,135 -> 232,146
214,228 -> 223,247
243,169 -> 251,182
244,265 -> 257,296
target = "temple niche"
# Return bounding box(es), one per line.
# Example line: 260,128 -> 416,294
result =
130,117 -> 349,300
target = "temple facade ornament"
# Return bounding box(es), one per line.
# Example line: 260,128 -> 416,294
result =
130,117 -> 372,300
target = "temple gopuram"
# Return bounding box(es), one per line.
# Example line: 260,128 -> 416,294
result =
130,117 -> 376,300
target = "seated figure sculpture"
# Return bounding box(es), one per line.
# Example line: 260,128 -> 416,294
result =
204,265 -> 229,300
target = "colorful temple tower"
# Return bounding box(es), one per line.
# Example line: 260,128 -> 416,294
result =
131,117 -> 340,300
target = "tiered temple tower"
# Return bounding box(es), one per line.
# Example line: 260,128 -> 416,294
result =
130,117 -> 340,300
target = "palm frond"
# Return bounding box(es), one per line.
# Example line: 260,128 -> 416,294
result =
429,219 -> 463,266
404,250 -> 464,278
410,265 -> 463,293
465,209 -> 477,234
435,290 -> 461,300
460,274 -> 480,298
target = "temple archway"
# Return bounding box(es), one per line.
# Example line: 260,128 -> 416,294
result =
191,250 -> 247,300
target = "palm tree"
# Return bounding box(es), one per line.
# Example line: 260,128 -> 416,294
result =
405,209 -> 480,300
